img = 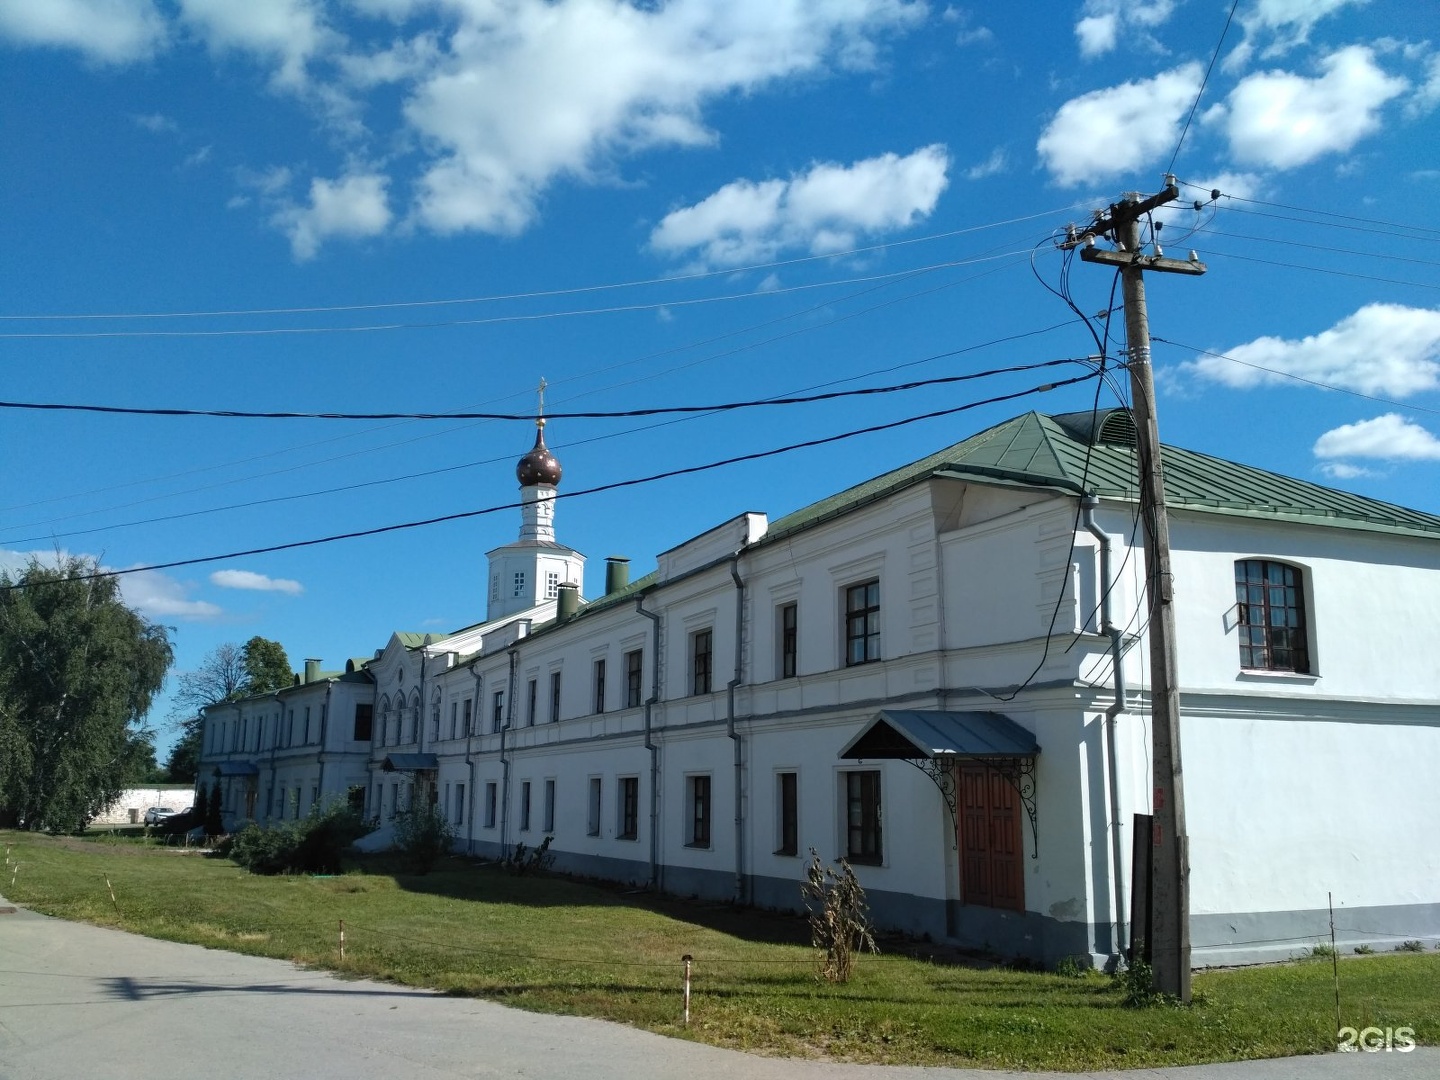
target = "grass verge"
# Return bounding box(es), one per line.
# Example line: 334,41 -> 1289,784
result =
2,831 -> 1435,1070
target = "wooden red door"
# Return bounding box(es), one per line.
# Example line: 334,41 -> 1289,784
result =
957,763 -> 1024,912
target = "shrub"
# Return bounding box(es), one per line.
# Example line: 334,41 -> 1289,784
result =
392,802 -> 456,874
507,835 -> 555,876
1118,948 -> 1160,1008
229,801 -> 372,875
1396,940 -> 1424,953
1306,942 -> 1337,960
801,848 -> 877,983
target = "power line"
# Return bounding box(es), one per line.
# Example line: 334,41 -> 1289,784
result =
1178,182 -> 1440,240
0,373 -> 1098,587
3,356 -> 1088,543
1151,337 -> 1440,416
0,359 -> 1084,423
1167,0 -> 1239,174
0,206 -> 1084,323
1189,247 -> 1440,292
1198,228 -> 1440,270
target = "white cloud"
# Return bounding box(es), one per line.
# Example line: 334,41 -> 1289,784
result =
0,0 -> 166,63
119,569 -> 224,619
1224,0 -> 1367,71
272,171 -> 392,260
1317,461 -> 1380,480
0,548 -> 221,621
133,112 -> 177,133
176,0 -> 336,89
964,147 -> 1007,180
1213,46 -> 1408,170
941,7 -> 992,47
1186,304 -> 1440,397
1037,63 -> 1200,187
650,145 -> 949,269
182,145 -> 213,168
209,569 -> 304,594
1313,414 -> 1440,461
404,0 -> 925,236
1074,1 -> 1173,59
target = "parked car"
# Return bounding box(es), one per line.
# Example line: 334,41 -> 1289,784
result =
143,806 -> 176,825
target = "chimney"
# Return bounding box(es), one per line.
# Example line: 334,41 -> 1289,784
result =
605,556 -> 630,594
304,658 -> 322,684
557,582 -> 581,621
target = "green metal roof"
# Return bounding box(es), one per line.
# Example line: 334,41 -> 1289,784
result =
393,632 -> 429,648
763,410 -> 1440,542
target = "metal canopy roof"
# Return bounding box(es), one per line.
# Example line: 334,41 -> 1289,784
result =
212,761 -> 259,776
839,710 -> 1039,761
381,753 -> 439,772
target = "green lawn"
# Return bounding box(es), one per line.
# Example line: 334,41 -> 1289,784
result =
2,830 -> 1435,1070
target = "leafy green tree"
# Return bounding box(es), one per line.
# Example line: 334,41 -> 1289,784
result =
118,728 -> 168,786
241,636 -> 292,695
168,636 -> 291,778
0,557 -> 172,832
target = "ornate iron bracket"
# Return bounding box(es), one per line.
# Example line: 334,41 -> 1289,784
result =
990,756 -> 1039,859
904,756 -> 959,849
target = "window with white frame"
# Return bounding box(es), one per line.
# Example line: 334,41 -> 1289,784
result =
691,629 -> 713,696
549,671 -> 561,723
484,782 -> 497,828
545,570 -> 560,599
454,783 -> 465,826
1234,559 -> 1310,673
512,570 -> 527,598
587,777 -> 602,836
593,658 -> 606,714
625,649 -> 643,709
844,581 -> 881,666
520,780 -> 532,831
492,690 -> 504,734
844,770 -> 882,864
775,771 -> 798,856
543,778 -> 556,833
618,776 -> 639,840
686,774 -> 711,848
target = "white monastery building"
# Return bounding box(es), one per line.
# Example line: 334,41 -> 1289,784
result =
200,408 -> 1440,968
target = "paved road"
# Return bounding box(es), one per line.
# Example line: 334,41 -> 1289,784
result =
1,896 -> 1434,1080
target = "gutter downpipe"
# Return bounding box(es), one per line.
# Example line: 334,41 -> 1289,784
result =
1081,493 -> 1129,959
727,549 -> 748,905
500,648 -> 518,860
636,594 -> 662,890
467,662 -> 484,857
317,679 -> 332,808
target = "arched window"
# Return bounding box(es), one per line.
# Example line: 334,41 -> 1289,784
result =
407,691 -> 421,743
1235,559 -> 1309,673
378,696 -> 392,747
431,690 -> 442,742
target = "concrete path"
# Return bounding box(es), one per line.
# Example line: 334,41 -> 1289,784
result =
1,896 -> 1434,1080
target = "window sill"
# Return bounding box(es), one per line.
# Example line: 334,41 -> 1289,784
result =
1237,669 -> 1320,685
685,842 -> 711,850
773,847 -> 798,858
845,854 -> 883,867
618,833 -> 638,842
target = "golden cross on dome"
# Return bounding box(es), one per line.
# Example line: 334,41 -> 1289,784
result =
536,377 -> 547,429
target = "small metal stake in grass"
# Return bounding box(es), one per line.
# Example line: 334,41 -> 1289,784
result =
682,954 -> 693,1026
1329,892 -> 1341,1034
105,874 -> 120,916
340,919 -> 345,961
10,863 -> 17,889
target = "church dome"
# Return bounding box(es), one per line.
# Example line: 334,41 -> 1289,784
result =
516,423 -> 562,487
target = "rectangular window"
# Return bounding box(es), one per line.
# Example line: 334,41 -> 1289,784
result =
687,774 -> 712,848
780,602 -> 798,679
286,709 -> 294,748
691,629 -> 713,696
512,570 -> 527,598
450,702 -> 458,740
520,781 -> 532,832
543,779 -> 556,833
492,690 -> 504,734
545,570 -> 560,599
462,698 -> 473,736
845,770 -> 882,864
304,706 -> 312,744
625,649 -> 643,709
593,658 -> 607,714
618,776 -> 639,840
776,771 -> 798,856
844,581 -> 881,666
527,678 -> 538,726
587,777 -> 602,836
353,703 -> 373,742
484,782 -> 497,829
1235,559 -> 1310,673
549,671 -> 562,724
454,783 -> 465,826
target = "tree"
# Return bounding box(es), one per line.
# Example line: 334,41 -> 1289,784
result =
168,636 -> 292,780
241,636 -> 292,696
0,556 -> 172,832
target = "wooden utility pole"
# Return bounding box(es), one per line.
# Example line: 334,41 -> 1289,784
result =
1065,176 -> 1204,1001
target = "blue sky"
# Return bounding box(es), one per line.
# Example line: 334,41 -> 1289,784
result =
2,0 -> 1437,753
